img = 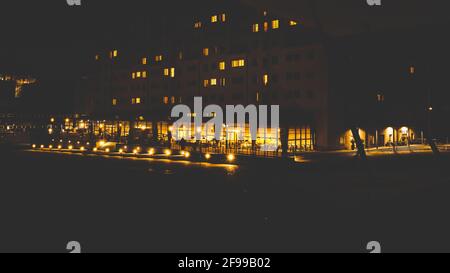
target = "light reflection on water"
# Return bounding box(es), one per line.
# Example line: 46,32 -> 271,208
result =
30,149 -> 239,172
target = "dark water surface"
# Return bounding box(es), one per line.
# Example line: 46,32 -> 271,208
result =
1,149 -> 450,252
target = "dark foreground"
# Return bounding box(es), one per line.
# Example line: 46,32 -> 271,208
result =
1,147 -> 450,253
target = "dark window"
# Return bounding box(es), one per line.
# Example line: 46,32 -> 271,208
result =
272,56 -> 279,65
272,75 -> 279,83
307,50 -> 315,60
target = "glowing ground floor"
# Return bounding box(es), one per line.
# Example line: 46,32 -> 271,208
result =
2,114 -> 440,155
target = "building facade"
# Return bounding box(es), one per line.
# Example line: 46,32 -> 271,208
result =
85,5 -> 331,154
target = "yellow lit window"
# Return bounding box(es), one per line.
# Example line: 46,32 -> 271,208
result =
211,78 -> 217,86
219,61 -> 226,70
112,98 -> 117,106
142,71 -> 147,78
194,21 -> 202,29
203,48 -> 209,57
221,14 -> 226,22
272,20 -> 280,29
289,20 -> 298,26
264,22 -> 269,32
132,98 -> 136,104
132,72 -> 136,79
155,55 -> 163,62
136,98 -> 141,104
142,57 -> 147,65
211,15 -> 218,23
232,59 -> 245,68
220,78 -> 226,86
163,96 -> 169,104
164,68 -> 169,76
263,74 -> 269,86
136,71 -> 141,78
113,50 -> 118,57
203,79 -> 210,88
252,24 -> 259,33
170,68 -> 175,78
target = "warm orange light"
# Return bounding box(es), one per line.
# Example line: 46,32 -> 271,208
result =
49,145 -> 53,149
80,147 -> 85,151
58,145 -> 62,149
227,154 -> 235,162
148,148 -> 155,155
133,149 -> 138,155
164,149 -> 172,156
40,145 -> 44,149
184,152 -> 191,158
205,153 -> 211,160
105,148 -> 110,153
32,144 -> 36,149
68,145 -> 73,150
119,149 -> 124,154
93,147 -> 98,152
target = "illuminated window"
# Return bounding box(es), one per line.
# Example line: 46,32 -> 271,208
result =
263,74 -> 269,86
132,98 -> 136,104
163,96 -> 169,104
142,57 -> 147,65
136,71 -> 141,78
171,96 -> 176,104
272,20 -> 280,29
170,68 -> 175,78
194,21 -> 202,29
221,13 -> 226,22
203,79 -> 210,88
264,22 -> 269,32
219,61 -> 226,70
263,11 -> 268,16
113,50 -> 118,57
112,98 -> 117,106
95,55 -> 100,61
142,71 -> 147,78
220,78 -> 226,86
232,59 -> 245,68
132,72 -> 136,79
211,15 -> 218,23
211,78 -> 217,86
289,20 -> 298,26
164,68 -> 169,76
155,55 -> 163,62
377,94 -> 385,102
252,24 -> 259,33
203,48 -> 209,57
409,66 -> 416,75
136,98 -> 141,104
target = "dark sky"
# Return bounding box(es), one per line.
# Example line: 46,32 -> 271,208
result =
0,0 -> 448,83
